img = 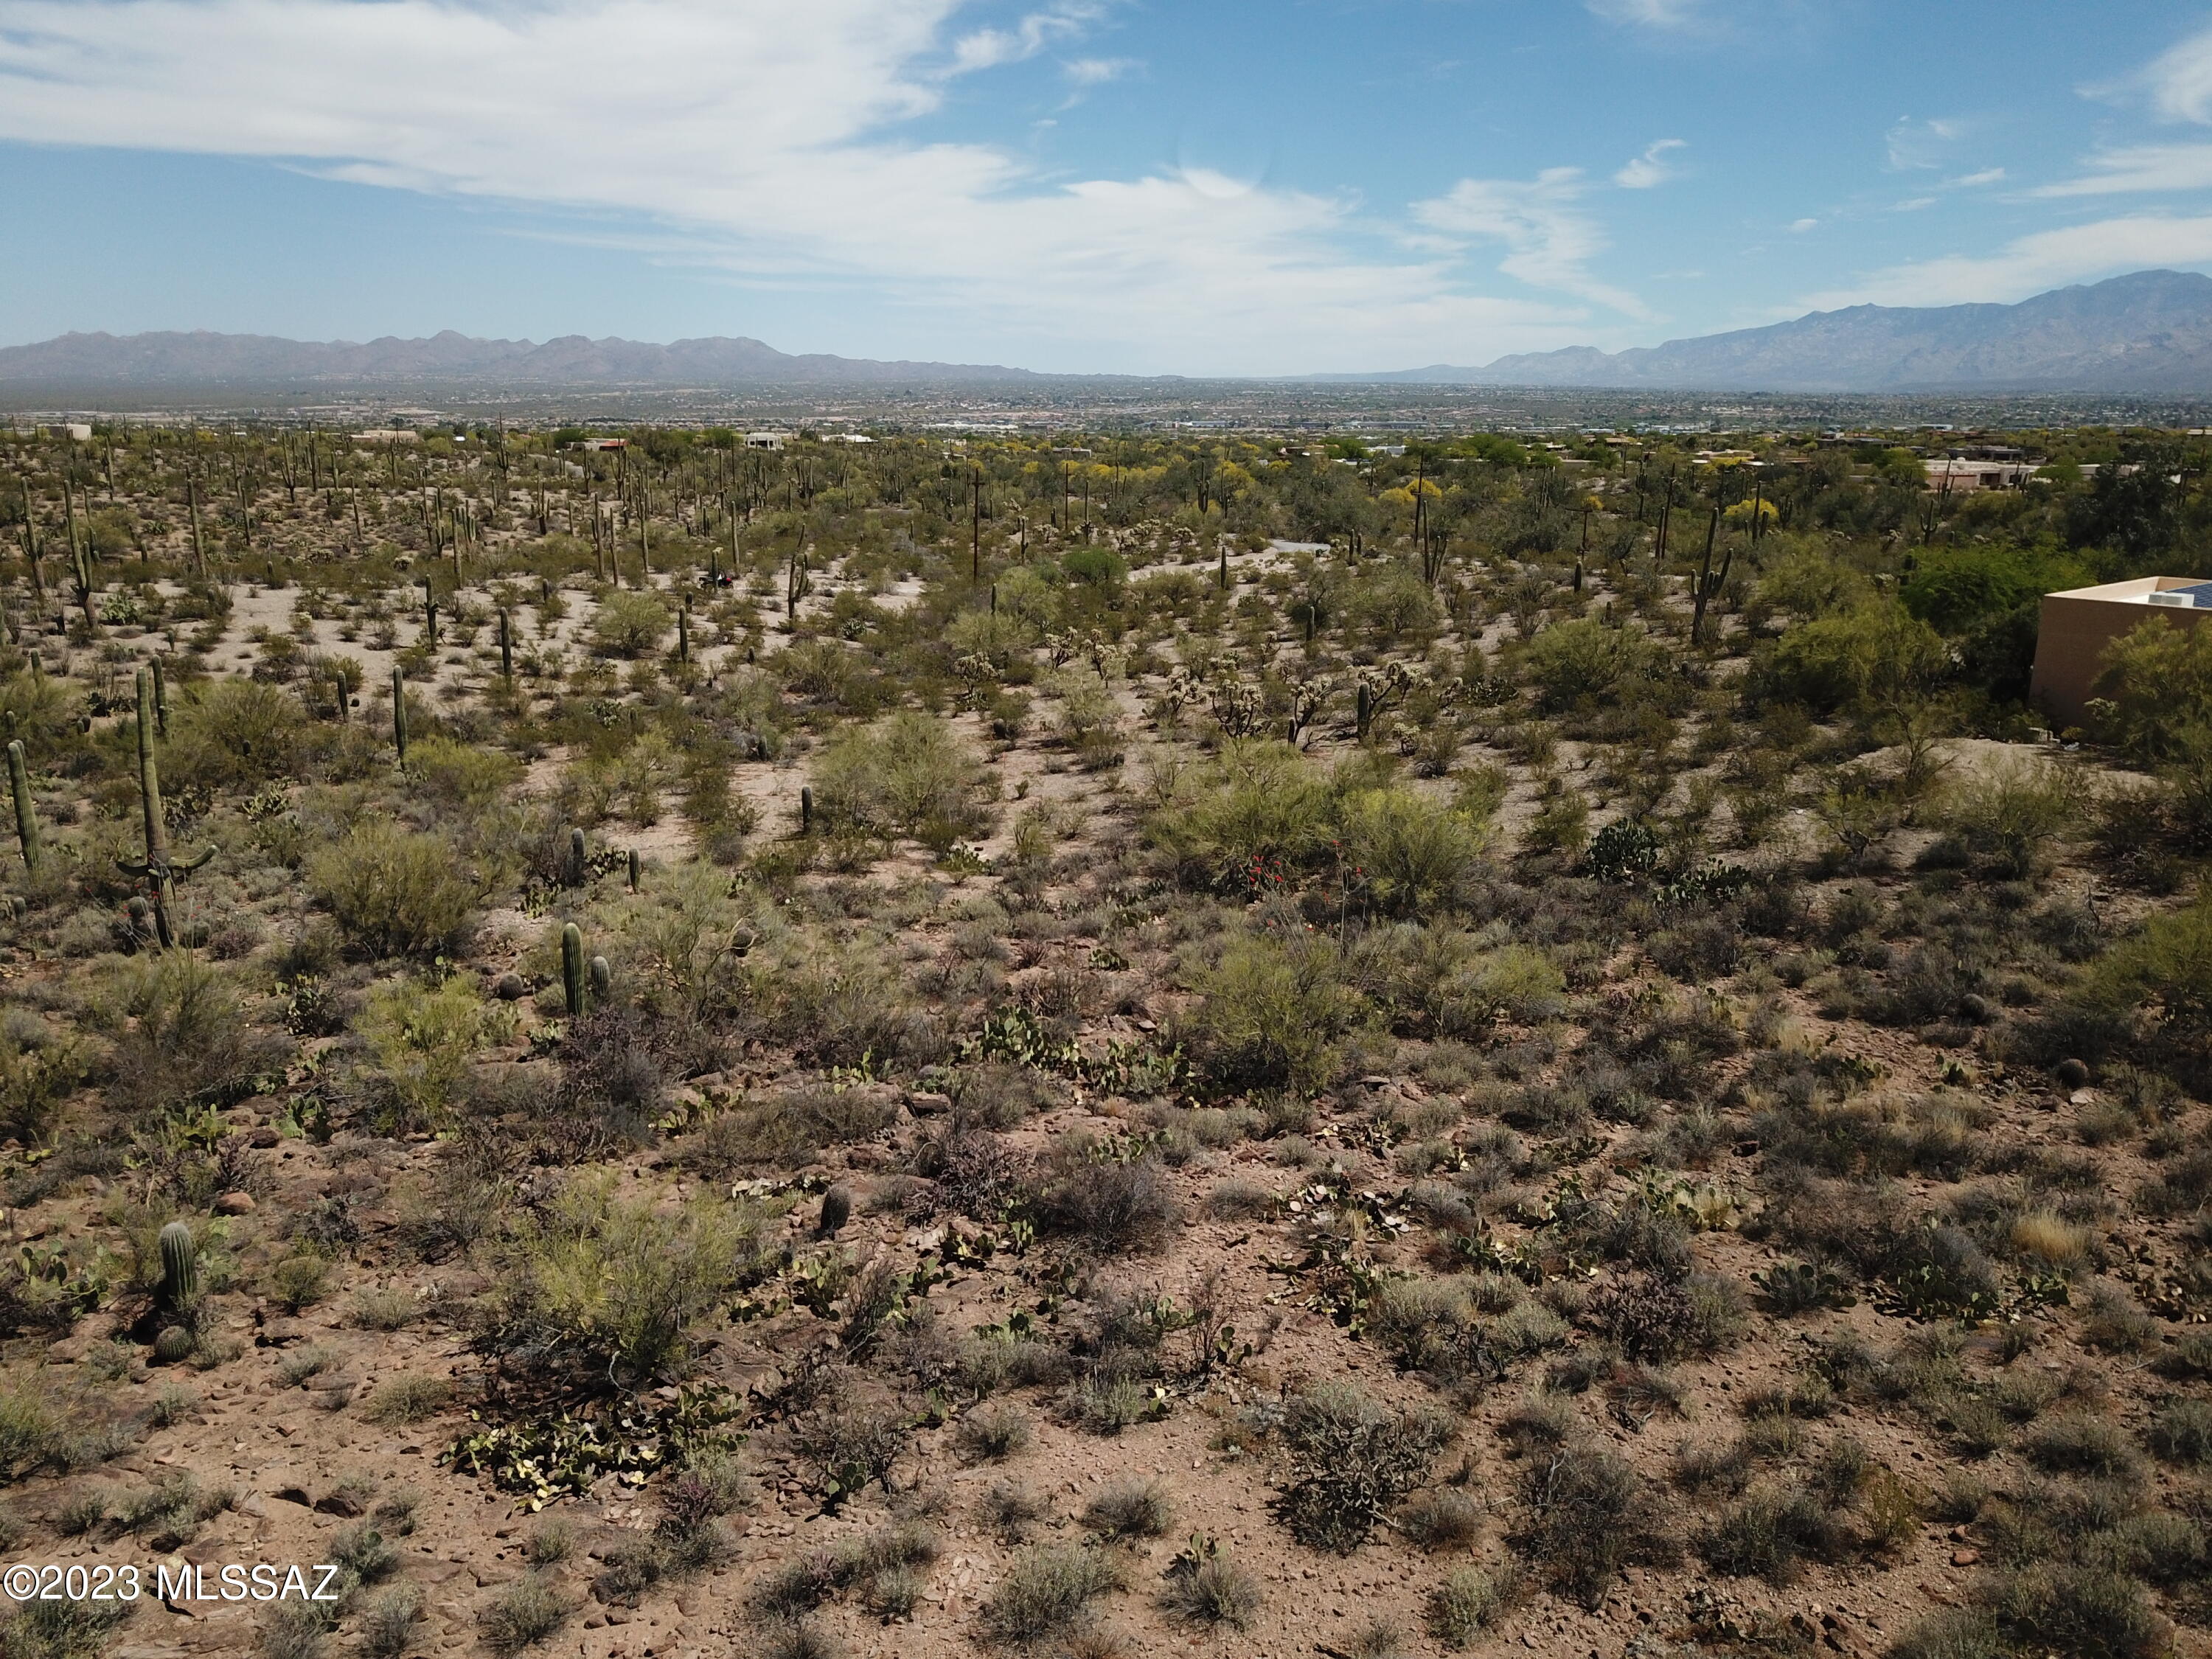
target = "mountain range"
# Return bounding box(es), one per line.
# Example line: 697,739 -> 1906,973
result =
4,270 -> 2212,394
1341,270 -> 2212,393
0,330 -> 1036,389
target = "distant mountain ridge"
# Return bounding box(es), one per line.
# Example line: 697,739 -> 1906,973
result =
7,270 -> 2212,394
1332,270 -> 2212,393
0,329 -> 1039,388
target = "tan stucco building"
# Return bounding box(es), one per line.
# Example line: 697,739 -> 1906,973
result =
2030,577 -> 2212,731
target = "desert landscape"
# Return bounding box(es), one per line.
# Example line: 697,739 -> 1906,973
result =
0,418 -> 2208,1659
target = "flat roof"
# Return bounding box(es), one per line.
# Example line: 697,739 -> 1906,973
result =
2049,577 -> 2212,605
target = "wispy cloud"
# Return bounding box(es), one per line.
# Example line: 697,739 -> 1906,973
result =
1613,138 -> 1686,189
1062,55 -> 1135,85
0,0 -> 1606,371
1584,0 -> 1707,30
1797,214 -> 2212,310
2131,21 -> 2212,124
1950,167 -> 2005,187
2035,144 -> 2212,197
1788,216 -> 1818,232
1414,169 -> 1650,316
1885,115 -> 1967,170
948,3 -> 1100,74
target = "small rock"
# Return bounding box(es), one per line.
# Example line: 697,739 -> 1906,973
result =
1950,1548 -> 1980,1567
907,1091 -> 950,1116
313,1492 -> 364,1517
247,1127 -> 281,1149
213,1192 -> 256,1216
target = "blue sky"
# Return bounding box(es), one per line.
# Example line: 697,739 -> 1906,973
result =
4,1 -> 2212,373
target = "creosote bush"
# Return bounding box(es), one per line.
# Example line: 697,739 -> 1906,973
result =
309,824 -> 478,959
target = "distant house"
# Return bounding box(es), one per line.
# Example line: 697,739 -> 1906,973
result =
745,431 -> 787,451
2031,577 -> 2212,730
354,428 -> 420,445
38,423 -> 92,441
1925,458 -> 2037,492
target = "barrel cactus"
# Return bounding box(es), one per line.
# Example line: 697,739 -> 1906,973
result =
818,1183 -> 853,1238
152,1325 -> 195,1365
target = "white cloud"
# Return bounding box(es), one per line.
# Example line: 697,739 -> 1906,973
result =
1950,167 -> 2005,187
1413,170 -> 1650,316
2135,22 -> 2212,124
1062,56 -> 1135,85
1788,217 -> 1818,232
2034,144 -> 2212,197
1613,138 -> 1686,189
1886,115 -> 1966,170
0,0 -> 1602,371
1796,214 -> 2212,310
1585,0 -> 1707,29
948,3 -> 1099,74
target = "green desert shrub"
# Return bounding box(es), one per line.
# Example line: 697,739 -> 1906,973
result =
483,1176 -> 773,1387
105,953 -> 268,1116
355,973 -> 499,1129
1522,616 -> 1659,712
309,824 -> 478,959
1940,758 -> 2088,880
1340,785 -> 1486,916
161,678 -> 312,793
809,712 -> 990,844
403,735 -> 525,815
1183,931 -> 1356,1093
588,591 -> 672,658
1750,601 -> 1945,716
2096,612 -> 2212,763
1147,739 -> 1335,889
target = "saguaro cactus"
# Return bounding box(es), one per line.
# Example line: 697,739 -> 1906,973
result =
422,581 -> 438,648
498,608 -> 513,684
151,658 -> 168,737
159,1220 -> 200,1314
7,740 -> 40,874
676,602 -> 689,664
562,922 -> 586,1016
627,848 -> 641,893
589,955 -> 612,1001
800,785 -> 813,836
565,827 -> 587,888
115,667 -> 209,947
391,665 -> 408,765
72,541 -> 98,633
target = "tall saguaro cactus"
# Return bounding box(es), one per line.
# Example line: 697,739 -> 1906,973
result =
7,740 -> 40,875
115,667 -> 210,947
498,608 -> 514,684
186,473 -> 207,578
391,665 -> 408,765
